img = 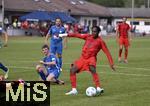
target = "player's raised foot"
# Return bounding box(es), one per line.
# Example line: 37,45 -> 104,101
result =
118,57 -> 122,63
65,88 -> 78,95
51,79 -> 65,85
124,59 -> 128,63
96,87 -> 104,95
57,80 -> 65,85
4,69 -> 9,79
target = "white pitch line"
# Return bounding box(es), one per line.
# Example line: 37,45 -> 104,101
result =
99,71 -> 150,77
7,65 -> 150,77
97,64 -> 150,71
6,60 -> 150,71
9,66 -> 34,70
63,63 -> 150,71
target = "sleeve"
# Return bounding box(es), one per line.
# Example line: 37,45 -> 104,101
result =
68,33 -> 89,40
51,55 -> 57,66
101,40 -> 114,66
51,55 -> 57,62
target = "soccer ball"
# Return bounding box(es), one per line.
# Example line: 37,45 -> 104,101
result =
86,87 -> 97,97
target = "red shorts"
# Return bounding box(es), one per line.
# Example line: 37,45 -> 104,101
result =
119,37 -> 129,47
73,56 -> 96,72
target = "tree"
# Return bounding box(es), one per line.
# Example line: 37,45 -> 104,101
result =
87,0 -> 124,7
86,0 -> 146,8
124,0 -> 145,8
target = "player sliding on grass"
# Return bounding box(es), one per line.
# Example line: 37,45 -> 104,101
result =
36,45 -> 64,84
59,26 -> 115,95
116,17 -> 131,63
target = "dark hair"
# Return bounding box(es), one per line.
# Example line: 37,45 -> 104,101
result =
55,18 -> 61,21
42,44 -> 49,50
92,26 -> 101,33
122,17 -> 127,19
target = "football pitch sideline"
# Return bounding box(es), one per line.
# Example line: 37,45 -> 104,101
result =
0,36 -> 150,106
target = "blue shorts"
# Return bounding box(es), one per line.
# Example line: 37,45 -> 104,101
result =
46,69 -> 60,79
50,42 -> 63,55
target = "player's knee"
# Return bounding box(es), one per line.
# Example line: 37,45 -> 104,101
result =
70,65 -> 78,74
36,65 -> 43,72
89,65 -> 96,73
46,74 -> 54,81
57,54 -> 62,58
119,45 -> 123,49
119,47 -> 123,49
46,77 -> 52,81
125,47 -> 128,51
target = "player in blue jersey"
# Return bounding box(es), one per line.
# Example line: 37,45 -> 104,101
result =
45,18 -> 66,69
36,45 -> 64,84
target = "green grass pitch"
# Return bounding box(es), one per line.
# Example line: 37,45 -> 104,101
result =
0,36 -> 150,106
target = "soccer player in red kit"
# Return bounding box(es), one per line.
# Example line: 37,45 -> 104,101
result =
59,26 -> 115,95
116,17 -> 131,63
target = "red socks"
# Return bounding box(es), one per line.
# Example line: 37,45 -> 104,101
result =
70,72 -> 101,88
119,49 -> 123,58
119,48 -> 128,60
125,48 -> 128,60
92,73 -> 100,87
70,73 -> 76,88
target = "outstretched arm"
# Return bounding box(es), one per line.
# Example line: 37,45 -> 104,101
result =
101,40 -> 115,71
59,33 -> 88,40
68,33 -> 88,40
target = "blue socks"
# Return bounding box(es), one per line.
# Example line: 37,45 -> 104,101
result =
58,57 -> 62,68
0,62 -> 8,72
38,70 -> 46,81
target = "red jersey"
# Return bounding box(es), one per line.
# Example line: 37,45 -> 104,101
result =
118,23 -> 130,38
68,33 -> 114,66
